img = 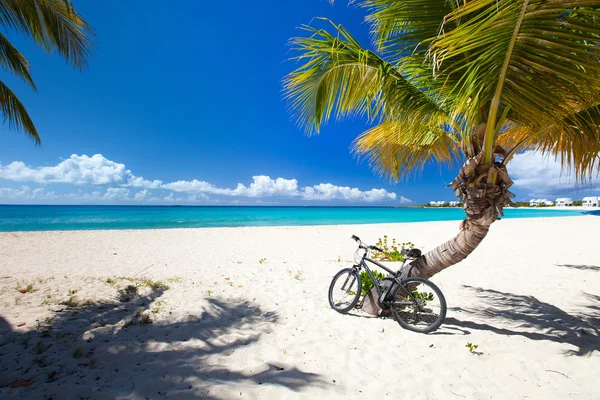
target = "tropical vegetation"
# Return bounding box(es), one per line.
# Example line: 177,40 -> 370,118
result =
0,0 -> 94,143
284,0 -> 600,280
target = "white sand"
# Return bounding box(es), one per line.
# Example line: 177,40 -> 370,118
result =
0,216 -> 599,399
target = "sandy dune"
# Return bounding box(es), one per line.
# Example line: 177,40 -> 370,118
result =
0,216 -> 599,399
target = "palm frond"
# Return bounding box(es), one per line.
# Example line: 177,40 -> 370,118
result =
358,0 -> 452,56
0,80 -> 39,143
0,32 -> 35,89
428,0 -> 600,133
283,19 -> 448,136
0,0 -> 95,69
500,103 -> 600,180
352,120 -> 460,180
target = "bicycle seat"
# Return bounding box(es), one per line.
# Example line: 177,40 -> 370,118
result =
401,248 -> 422,258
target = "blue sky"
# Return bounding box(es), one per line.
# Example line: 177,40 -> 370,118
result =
0,0 -> 598,206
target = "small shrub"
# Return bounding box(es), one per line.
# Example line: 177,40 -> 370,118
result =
371,235 -> 415,262
359,270 -> 386,296
15,281 -> 37,293
138,278 -> 169,291
466,342 -> 479,353
151,300 -> 167,315
118,285 -> 138,302
259,258 -> 267,264
60,296 -> 79,307
33,357 -> 47,367
72,347 -> 84,358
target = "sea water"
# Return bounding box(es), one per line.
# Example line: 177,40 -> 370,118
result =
0,205 -> 584,232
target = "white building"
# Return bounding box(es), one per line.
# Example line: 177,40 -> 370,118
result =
449,201 -> 459,207
582,196 -> 599,207
530,199 -> 553,206
555,198 -> 573,207
429,201 -> 447,207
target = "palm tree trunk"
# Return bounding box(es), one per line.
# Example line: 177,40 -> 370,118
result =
405,152 -> 515,279
362,153 -> 515,315
403,221 -> 490,280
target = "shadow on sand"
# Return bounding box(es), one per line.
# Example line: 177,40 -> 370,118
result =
0,287 -> 322,399
555,264 -> 600,272
445,285 -> 600,356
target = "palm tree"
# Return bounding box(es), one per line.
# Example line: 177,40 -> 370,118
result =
284,0 -> 600,281
0,0 -> 94,143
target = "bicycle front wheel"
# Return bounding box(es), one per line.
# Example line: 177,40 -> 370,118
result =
390,277 -> 446,333
328,268 -> 362,314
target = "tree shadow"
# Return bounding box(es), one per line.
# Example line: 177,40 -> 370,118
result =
445,286 -> 600,356
0,287 -> 323,399
555,264 -> 600,272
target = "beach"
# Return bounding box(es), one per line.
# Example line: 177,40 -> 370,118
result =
0,215 -> 598,399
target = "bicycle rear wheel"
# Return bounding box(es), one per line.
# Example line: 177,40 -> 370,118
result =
328,268 -> 362,313
390,277 -> 446,333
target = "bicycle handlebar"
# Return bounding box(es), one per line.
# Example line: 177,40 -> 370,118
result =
351,235 -> 383,253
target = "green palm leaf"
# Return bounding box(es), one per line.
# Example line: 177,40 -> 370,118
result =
283,19 -> 450,137
352,121 -> 460,180
0,0 -> 95,143
0,80 -> 38,143
0,32 -> 35,89
0,0 -> 95,69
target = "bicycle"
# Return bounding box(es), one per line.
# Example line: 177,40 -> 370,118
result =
328,235 -> 447,333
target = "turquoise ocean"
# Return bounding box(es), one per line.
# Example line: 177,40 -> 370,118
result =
0,205 -> 585,232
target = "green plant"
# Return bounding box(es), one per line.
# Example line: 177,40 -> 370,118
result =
359,270 -> 386,296
151,300 -> 167,315
371,236 -> 414,262
60,295 -> 79,307
33,357 -> 47,367
118,285 -> 138,302
410,288 -> 434,302
72,347 -> 83,359
15,281 -> 37,293
137,278 -> 169,291
35,340 -> 46,354
466,343 -> 479,353
259,258 -> 267,264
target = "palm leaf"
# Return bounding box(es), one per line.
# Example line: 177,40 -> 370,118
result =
0,0 -> 95,69
283,19 -> 448,137
0,32 -> 35,89
428,1 -> 600,142
500,103 -> 600,180
0,80 -> 39,143
352,120 -> 460,180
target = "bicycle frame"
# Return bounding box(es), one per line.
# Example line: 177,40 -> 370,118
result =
353,251 -> 407,308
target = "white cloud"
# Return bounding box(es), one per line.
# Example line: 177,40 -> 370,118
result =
134,189 -> 150,201
103,188 -> 130,200
163,175 -> 402,203
0,154 -> 409,204
0,154 -> 161,189
509,150 -> 600,197
0,186 -> 58,201
301,184 -> 402,202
